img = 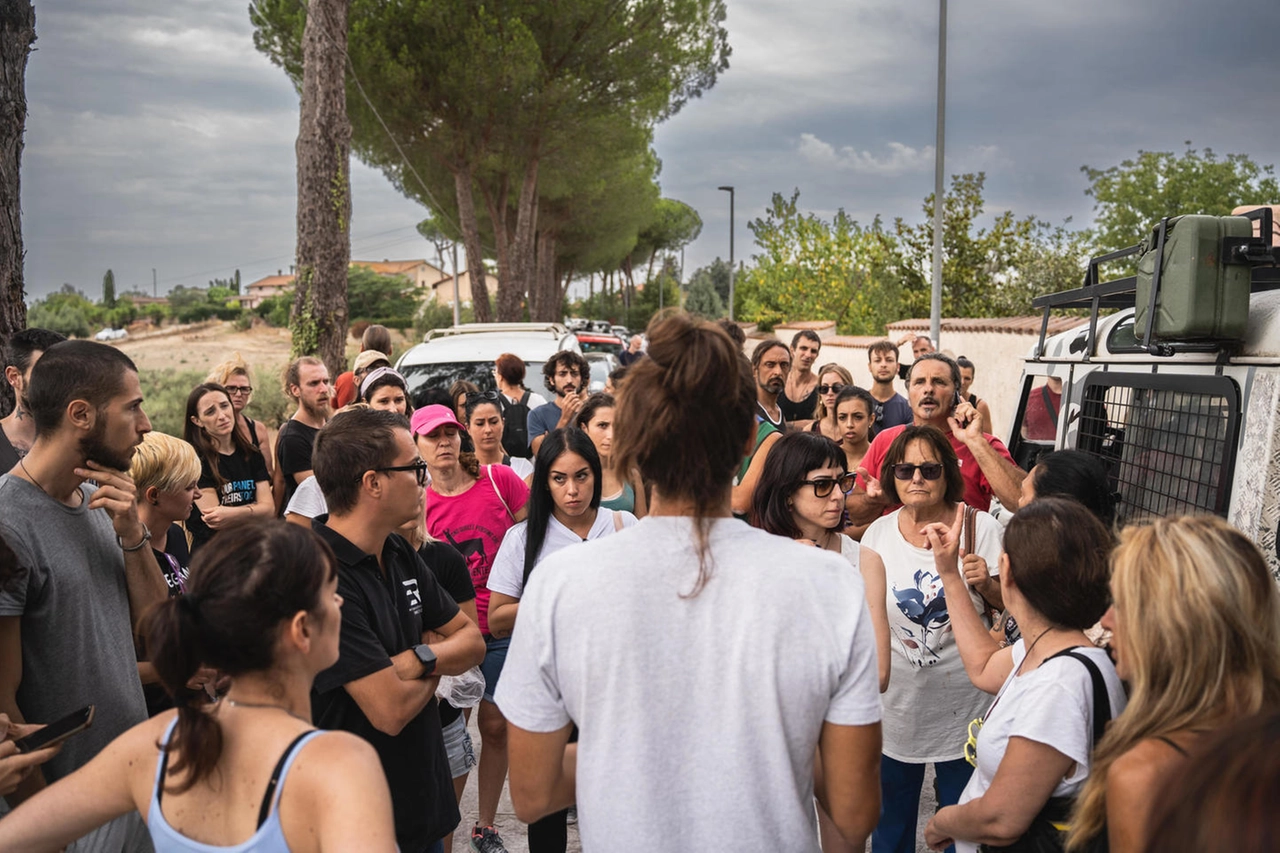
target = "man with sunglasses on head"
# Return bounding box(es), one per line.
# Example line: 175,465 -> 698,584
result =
849,353 -> 1024,526
310,407 -> 486,853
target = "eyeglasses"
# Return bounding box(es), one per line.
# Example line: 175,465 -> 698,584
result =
964,716 -> 983,766
891,462 -> 944,481
224,385 -> 253,395
818,383 -> 845,395
368,459 -> 429,487
465,390 -> 501,405
798,473 -> 857,498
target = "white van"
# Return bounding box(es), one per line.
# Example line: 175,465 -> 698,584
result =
1007,208 -> 1280,577
395,322 -> 581,408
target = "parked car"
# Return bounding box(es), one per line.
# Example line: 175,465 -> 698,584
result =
575,332 -> 624,356
584,352 -> 618,393
94,328 -> 128,341
396,323 -> 580,409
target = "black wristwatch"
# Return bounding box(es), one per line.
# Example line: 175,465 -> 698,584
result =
413,643 -> 437,677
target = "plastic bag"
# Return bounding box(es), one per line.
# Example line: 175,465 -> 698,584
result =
435,665 -> 485,708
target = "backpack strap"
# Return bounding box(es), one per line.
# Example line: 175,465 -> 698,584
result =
519,390 -> 530,406
487,465 -> 515,522
1045,647 -> 1113,746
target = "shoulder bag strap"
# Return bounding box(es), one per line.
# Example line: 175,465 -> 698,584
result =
964,504 -> 977,556
486,465 -> 515,521
1046,647 -> 1113,745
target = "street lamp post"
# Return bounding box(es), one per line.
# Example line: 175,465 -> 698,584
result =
718,185 -> 735,321
931,0 -> 947,349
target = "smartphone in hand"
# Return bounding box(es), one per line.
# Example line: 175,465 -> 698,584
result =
13,705 -> 95,753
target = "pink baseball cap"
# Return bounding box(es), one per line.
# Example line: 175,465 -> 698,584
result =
410,404 -> 466,437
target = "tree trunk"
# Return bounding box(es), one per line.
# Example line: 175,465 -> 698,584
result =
453,166 -> 491,322
530,229 -> 556,321
480,178 -> 512,318
504,156 -> 540,321
0,0 -> 34,418
292,0 -> 351,380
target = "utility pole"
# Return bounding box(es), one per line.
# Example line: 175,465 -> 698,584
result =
718,186 -> 735,321
451,240 -> 460,326
930,0 -> 947,349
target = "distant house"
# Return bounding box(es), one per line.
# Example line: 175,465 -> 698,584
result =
426,269 -> 499,309
241,273 -> 296,310
242,259 -> 499,312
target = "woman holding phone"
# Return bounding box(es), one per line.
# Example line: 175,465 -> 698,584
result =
0,519 -> 398,852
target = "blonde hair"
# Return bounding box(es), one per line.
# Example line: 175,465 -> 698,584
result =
1068,515 -> 1280,848
130,432 -> 203,495
812,363 -> 854,421
206,352 -> 253,388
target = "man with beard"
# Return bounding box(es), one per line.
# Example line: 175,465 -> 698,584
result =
778,330 -> 823,430
0,328 -> 66,472
310,408 -> 485,853
277,356 -> 332,511
866,339 -> 912,434
849,352 -> 1025,525
0,340 -> 167,851
730,339 -> 790,516
525,351 -> 590,457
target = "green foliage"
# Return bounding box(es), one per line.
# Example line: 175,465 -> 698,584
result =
106,297 -> 138,330
27,285 -> 102,338
1083,144 -> 1280,254
255,292 -> 293,328
347,266 -> 422,326
684,271 -> 725,318
413,300 -> 473,339
688,257 -> 732,307
102,270 -> 116,309
138,369 -> 207,438
167,284 -> 243,324
737,190 -> 901,335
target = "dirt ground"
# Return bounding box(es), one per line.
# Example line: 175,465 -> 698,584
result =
114,320 -> 418,377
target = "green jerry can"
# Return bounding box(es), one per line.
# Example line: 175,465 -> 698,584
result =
1135,214 -> 1252,342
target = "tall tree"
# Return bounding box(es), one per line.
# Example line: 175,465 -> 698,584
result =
1083,144 -> 1280,254
102,269 -> 116,308
0,0 -> 34,363
290,0 -> 351,377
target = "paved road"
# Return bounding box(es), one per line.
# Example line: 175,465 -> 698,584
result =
448,713 -> 938,853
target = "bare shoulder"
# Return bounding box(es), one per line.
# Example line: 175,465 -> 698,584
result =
288,729 -> 383,784
1109,737 -> 1188,794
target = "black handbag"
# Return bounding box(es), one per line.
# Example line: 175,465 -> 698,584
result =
980,649 -> 1112,853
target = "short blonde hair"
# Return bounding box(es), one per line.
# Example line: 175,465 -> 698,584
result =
206,352 -> 253,388
130,432 -> 202,494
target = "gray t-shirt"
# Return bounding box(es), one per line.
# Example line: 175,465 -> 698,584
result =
496,516 -> 882,851
0,474 -> 149,783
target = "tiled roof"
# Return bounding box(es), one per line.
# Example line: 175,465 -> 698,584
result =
886,316 -> 1082,335
352,260 -> 434,275
245,274 -> 295,291
775,320 -> 836,332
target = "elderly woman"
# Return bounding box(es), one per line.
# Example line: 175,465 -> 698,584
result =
1066,515 -> 1280,853
860,425 -> 1004,853
921,498 -> 1125,852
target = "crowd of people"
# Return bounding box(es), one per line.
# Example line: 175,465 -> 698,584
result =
0,315 -> 1277,853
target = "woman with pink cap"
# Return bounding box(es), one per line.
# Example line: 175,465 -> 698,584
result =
414,404 -> 529,853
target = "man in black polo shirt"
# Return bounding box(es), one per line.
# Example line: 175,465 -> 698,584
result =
310,408 -> 486,853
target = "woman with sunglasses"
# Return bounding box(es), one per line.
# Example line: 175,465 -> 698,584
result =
486,428 -> 636,852
753,431 -> 892,852
917,498 -> 1123,853
206,354 -> 274,480
809,363 -> 854,443
860,425 -> 1004,853
415,404 -> 530,853
576,392 -> 647,518
465,390 -> 534,481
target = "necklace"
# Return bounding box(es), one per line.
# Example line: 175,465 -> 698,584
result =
1019,626 -> 1054,671
18,458 -> 47,495
224,698 -> 307,723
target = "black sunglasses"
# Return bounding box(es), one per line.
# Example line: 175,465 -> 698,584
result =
799,472 -> 857,498
818,383 -> 845,395
892,463 -> 943,481
465,390 -> 501,405
368,459 -> 429,487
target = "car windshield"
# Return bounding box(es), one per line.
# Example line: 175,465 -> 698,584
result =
399,360 -> 545,409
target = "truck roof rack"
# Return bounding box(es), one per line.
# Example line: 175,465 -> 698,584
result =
1031,207 -> 1280,359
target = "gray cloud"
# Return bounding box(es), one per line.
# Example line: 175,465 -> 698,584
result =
20,0 -> 1280,304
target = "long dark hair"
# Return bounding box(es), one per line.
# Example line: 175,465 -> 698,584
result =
751,432 -> 847,539
143,519 -> 336,793
183,382 -> 262,490
523,428 -> 603,585
1032,449 -> 1119,528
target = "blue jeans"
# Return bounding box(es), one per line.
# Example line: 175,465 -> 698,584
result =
871,754 -> 973,853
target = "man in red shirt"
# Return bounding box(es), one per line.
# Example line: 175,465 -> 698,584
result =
850,352 -> 1025,521
332,324 -> 393,409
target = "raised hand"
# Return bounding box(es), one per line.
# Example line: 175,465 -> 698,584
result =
856,466 -> 885,503
75,460 -> 145,543
921,503 -> 965,575
947,400 -> 984,444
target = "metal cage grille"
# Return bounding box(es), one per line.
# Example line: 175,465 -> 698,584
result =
1077,373 -> 1240,524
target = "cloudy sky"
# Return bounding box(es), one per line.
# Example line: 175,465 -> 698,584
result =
22,0 -> 1280,302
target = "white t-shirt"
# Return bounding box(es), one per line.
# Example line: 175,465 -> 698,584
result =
506,456 -> 534,481
495,516 -> 882,852
284,475 -> 327,519
487,509 -> 637,599
954,642 -> 1127,853
839,533 -> 860,570
862,507 -> 1003,762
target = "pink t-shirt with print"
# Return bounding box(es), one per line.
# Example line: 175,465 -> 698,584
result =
425,464 -> 529,634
